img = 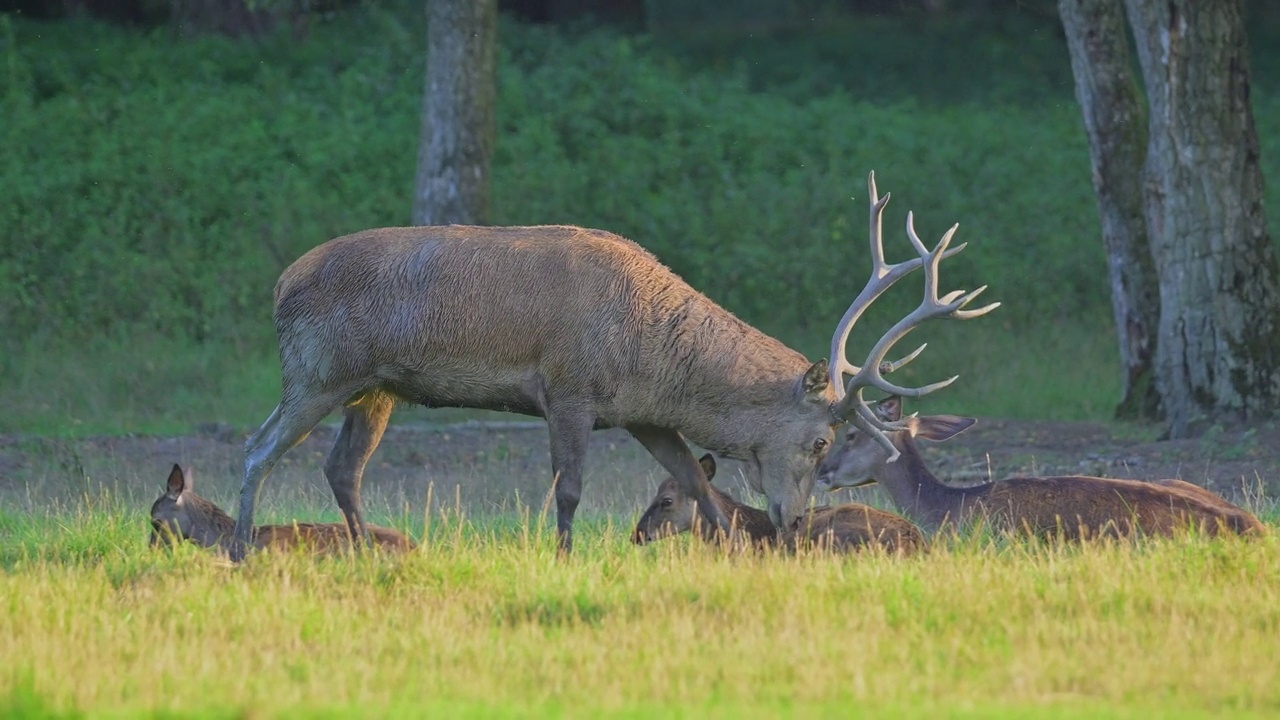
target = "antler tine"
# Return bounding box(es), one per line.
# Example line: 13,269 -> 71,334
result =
828,172 -> 966,397
879,342 -> 927,374
828,178 -> 1000,460
952,286 -> 1002,319
845,394 -> 905,462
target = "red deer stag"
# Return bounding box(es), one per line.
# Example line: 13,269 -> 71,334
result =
815,397 -> 1267,539
633,453 -> 928,556
152,465 -> 416,555
231,171 -> 998,560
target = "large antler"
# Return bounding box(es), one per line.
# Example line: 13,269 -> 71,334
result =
828,171 -> 1000,462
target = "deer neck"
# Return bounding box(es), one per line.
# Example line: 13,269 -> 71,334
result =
875,433 -> 970,533
642,303 -> 815,457
696,483 -> 777,544
183,494 -> 240,549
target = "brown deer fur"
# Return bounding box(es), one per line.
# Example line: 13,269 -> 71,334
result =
633,454 -> 928,556
152,465 -> 415,555
234,225 -> 838,559
815,397 -> 1267,540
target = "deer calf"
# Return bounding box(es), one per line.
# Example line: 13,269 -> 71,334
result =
633,454 -> 927,556
815,397 -> 1267,540
151,465 -> 416,555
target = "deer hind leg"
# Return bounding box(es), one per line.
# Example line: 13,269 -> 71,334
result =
234,387 -> 354,562
625,424 -> 732,539
323,390 -> 395,549
545,404 -> 595,556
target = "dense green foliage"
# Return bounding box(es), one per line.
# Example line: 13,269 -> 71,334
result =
2,3 -> 1279,432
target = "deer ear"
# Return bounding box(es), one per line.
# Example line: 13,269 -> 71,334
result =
801,359 -> 829,397
166,464 -> 188,497
698,453 -> 717,480
875,396 -> 903,422
914,415 -> 976,442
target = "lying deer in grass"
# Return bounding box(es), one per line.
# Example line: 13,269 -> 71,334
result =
632,453 -> 928,556
232,171 -> 998,559
815,397 -> 1267,540
151,465 -> 416,555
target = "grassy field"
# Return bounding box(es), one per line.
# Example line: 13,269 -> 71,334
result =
4,3 -> 1280,716
2,498 -> 1278,718
3,423 -> 1276,718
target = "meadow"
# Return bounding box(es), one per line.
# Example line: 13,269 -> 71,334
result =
2,497 -> 1280,712
2,414 -> 1278,718
4,1 -> 1280,716
3,499 -> 1279,718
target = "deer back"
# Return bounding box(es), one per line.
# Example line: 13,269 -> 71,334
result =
980,475 -> 1267,539
790,504 -> 928,556
273,226 -> 814,432
254,523 -> 417,554
1149,478 -> 1246,511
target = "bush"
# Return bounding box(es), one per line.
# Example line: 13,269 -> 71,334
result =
0,10 -> 1107,346
1,4 -> 1278,430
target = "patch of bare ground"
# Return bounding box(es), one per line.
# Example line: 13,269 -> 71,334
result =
1,415 -> 1276,522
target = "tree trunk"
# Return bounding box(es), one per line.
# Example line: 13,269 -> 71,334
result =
1058,0 -> 1161,420
413,0 -> 497,226
1124,0 -> 1280,437
171,0 -> 298,38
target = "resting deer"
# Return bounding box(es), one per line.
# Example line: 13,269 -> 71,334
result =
815,397 -> 1267,539
151,465 -> 416,555
632,454 -> 928,556
232,171 -> 998,559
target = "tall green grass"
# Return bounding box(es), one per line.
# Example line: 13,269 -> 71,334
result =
2,500 -> 1277,717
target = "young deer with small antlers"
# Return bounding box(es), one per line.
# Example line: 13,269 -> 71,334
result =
151,465 -> 416,555
233,171 -> 997,559
632,453 -> 928,556
815,397 -> 1267,539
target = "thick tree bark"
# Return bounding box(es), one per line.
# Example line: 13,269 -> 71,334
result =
1058,0 -> 1161,420
413,0 -> 497,226
1124,0 -> 1280,437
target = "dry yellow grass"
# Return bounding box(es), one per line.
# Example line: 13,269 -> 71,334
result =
2,504 -> 1278,718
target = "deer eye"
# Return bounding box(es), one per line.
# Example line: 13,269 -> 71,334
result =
812,438 -> 829,454
660,497 -> 674,508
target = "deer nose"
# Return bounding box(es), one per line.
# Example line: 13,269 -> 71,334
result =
631,527 -> 648,545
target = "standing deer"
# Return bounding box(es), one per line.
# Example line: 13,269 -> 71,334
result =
232,171 -> 998,560
815,397 -> 1267,539
151,464 -> 416,555
633,453 -> 928,556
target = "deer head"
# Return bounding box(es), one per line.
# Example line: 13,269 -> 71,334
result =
632,453 -> 721,544
150,464 -> 196,547
816,396 -> 976,493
